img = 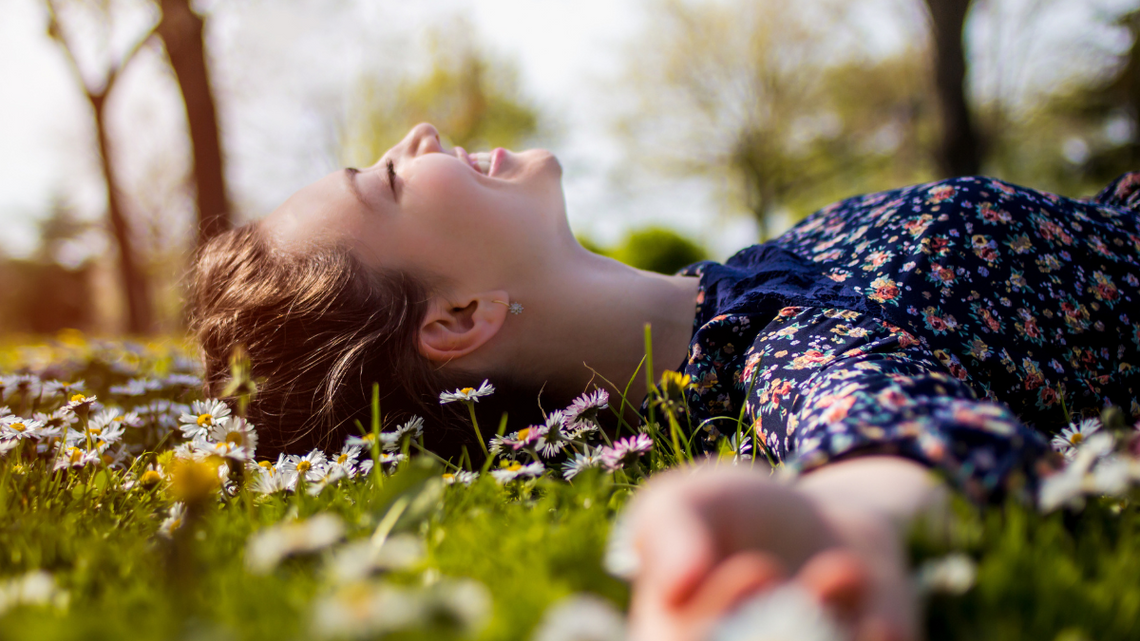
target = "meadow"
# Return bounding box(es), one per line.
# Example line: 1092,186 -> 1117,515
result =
1,333 -> 1139,641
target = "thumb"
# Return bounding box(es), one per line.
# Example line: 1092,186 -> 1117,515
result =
634,493 -> 717,607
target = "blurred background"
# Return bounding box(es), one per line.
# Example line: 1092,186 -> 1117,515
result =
1,0 -> 1137,336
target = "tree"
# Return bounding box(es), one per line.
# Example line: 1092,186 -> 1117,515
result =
922,0 -> 983,176
618,0 -> 937,241
341,21 -> 540,167
46,0 -> 154,334
155,0 -> 231,249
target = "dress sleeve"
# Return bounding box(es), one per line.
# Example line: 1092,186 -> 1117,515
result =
741,307 -> 1051,502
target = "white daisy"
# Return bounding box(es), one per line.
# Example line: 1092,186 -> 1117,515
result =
279,449 -> 329,489
1051,418 -> 1102,458
1,375 -> 42,403
442,470 -> 479,486
563,389 -> 610,430
306,466 -> 347,496
245,513 -> 345,574
158,502 -> 187,539
207,416 -> 259,456
490,461 -> 545,483
345,431 -> 379,449
563,449 -> 605,480
68,415 -> 126,446
109,378 -> 161,396
0,417 -> 45,441
60,393 -> 98,416
535,411 -> 572,458
438,380 -> 495,404
395,416 -> 424,441
600,434 -> 654,471
0,438 -> 18,457
724,433 -> 754,465
136,463 -> 167,489
500,425 -> 549,452
709,584 -> 846,641
41,379 -> 85,398
322,445 -> 361,478
192,437 -> 253,462
163,374 -> 202,388
251,467 -> 292,495
53,445 -> 100,470
179,399 -> 232,440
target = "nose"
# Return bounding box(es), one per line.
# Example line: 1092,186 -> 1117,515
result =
406,123 -> 442,156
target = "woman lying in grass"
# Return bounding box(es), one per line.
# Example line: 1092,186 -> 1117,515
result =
189,122 -> 1140,640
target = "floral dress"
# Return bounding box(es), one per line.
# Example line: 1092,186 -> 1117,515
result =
671,173 -> 1140,501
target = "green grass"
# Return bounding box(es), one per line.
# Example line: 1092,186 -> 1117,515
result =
0,335 -> 1138,641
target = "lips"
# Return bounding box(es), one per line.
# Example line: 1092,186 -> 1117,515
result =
454,147 -> 506,177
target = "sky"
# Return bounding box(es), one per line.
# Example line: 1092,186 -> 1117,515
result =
0,0 -> 1137,264
0,0 -> 754,262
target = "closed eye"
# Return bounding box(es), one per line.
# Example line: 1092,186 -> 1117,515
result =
386,159 -> 397,193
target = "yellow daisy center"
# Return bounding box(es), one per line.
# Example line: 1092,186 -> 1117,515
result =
88,427 -> 102,435
443,473 -> 455,481
70,394 -> 85,403
197,414 -> 214,427
337,454 -> 348,464
258,461 -> 273,469
10,422 -> 26,432
297,461 -> 311,473
517,428 -> 532,442
1071,433 -> 1084,445
68,448 -> 84,464
460,387 -> 474,395
140,470 -> 163,485
168,518 -> 182,531
506,462 -> 523,472
225,432 -> 243,445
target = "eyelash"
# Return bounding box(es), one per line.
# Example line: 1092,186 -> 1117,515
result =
386,159 -> 397,193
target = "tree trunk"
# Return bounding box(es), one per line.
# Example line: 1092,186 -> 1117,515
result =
156,0 -> 230,248
91,93 -> 154,334
924,0 -> 982,177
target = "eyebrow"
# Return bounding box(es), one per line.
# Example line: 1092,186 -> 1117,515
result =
343,168 -> 367,206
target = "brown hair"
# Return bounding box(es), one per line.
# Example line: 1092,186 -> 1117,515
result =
188,222 -> 520,461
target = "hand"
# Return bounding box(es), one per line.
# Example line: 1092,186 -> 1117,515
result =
624,462 -> 921,641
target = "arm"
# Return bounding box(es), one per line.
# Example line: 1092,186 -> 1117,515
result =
743,306 -> 1050,504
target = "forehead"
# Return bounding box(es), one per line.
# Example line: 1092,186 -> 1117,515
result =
262,170 -> 370,253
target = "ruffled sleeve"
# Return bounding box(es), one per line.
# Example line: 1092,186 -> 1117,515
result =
687,305 -> 1052,502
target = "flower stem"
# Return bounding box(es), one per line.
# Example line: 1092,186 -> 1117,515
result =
465,402 -> 490,460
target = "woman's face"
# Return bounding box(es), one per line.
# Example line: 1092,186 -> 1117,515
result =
265,123 -> 571,289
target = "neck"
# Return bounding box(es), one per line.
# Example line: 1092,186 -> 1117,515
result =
500,248 -> 700,417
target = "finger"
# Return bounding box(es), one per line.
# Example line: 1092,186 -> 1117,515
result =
633,486 -> 717,607
683,550 -> 788,620
854,615 -> 910,641
796,548 -> 871,622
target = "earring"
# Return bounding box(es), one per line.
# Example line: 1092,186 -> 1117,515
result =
493,299 -> 524,315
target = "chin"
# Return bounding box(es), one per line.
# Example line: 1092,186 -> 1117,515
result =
519,148 -> 562,178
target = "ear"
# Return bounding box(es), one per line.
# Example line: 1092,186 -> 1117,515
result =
418,290 -> 511,363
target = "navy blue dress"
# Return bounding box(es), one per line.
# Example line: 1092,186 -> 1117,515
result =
670,174 -> 1140,500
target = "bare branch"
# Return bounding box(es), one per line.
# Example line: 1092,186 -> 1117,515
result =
105,23 -> 159,95
43,0 -> 157,97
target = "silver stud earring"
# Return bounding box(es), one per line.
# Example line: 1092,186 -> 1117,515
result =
493,299 -> 524,315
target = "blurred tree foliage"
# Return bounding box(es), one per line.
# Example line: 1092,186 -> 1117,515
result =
981,7 -> 1140,197
584,227 -> 709,275
0,202 -> 96,335
341,21 -> 540,166
618,0 -> 939,241
620,0 -> 1140,241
